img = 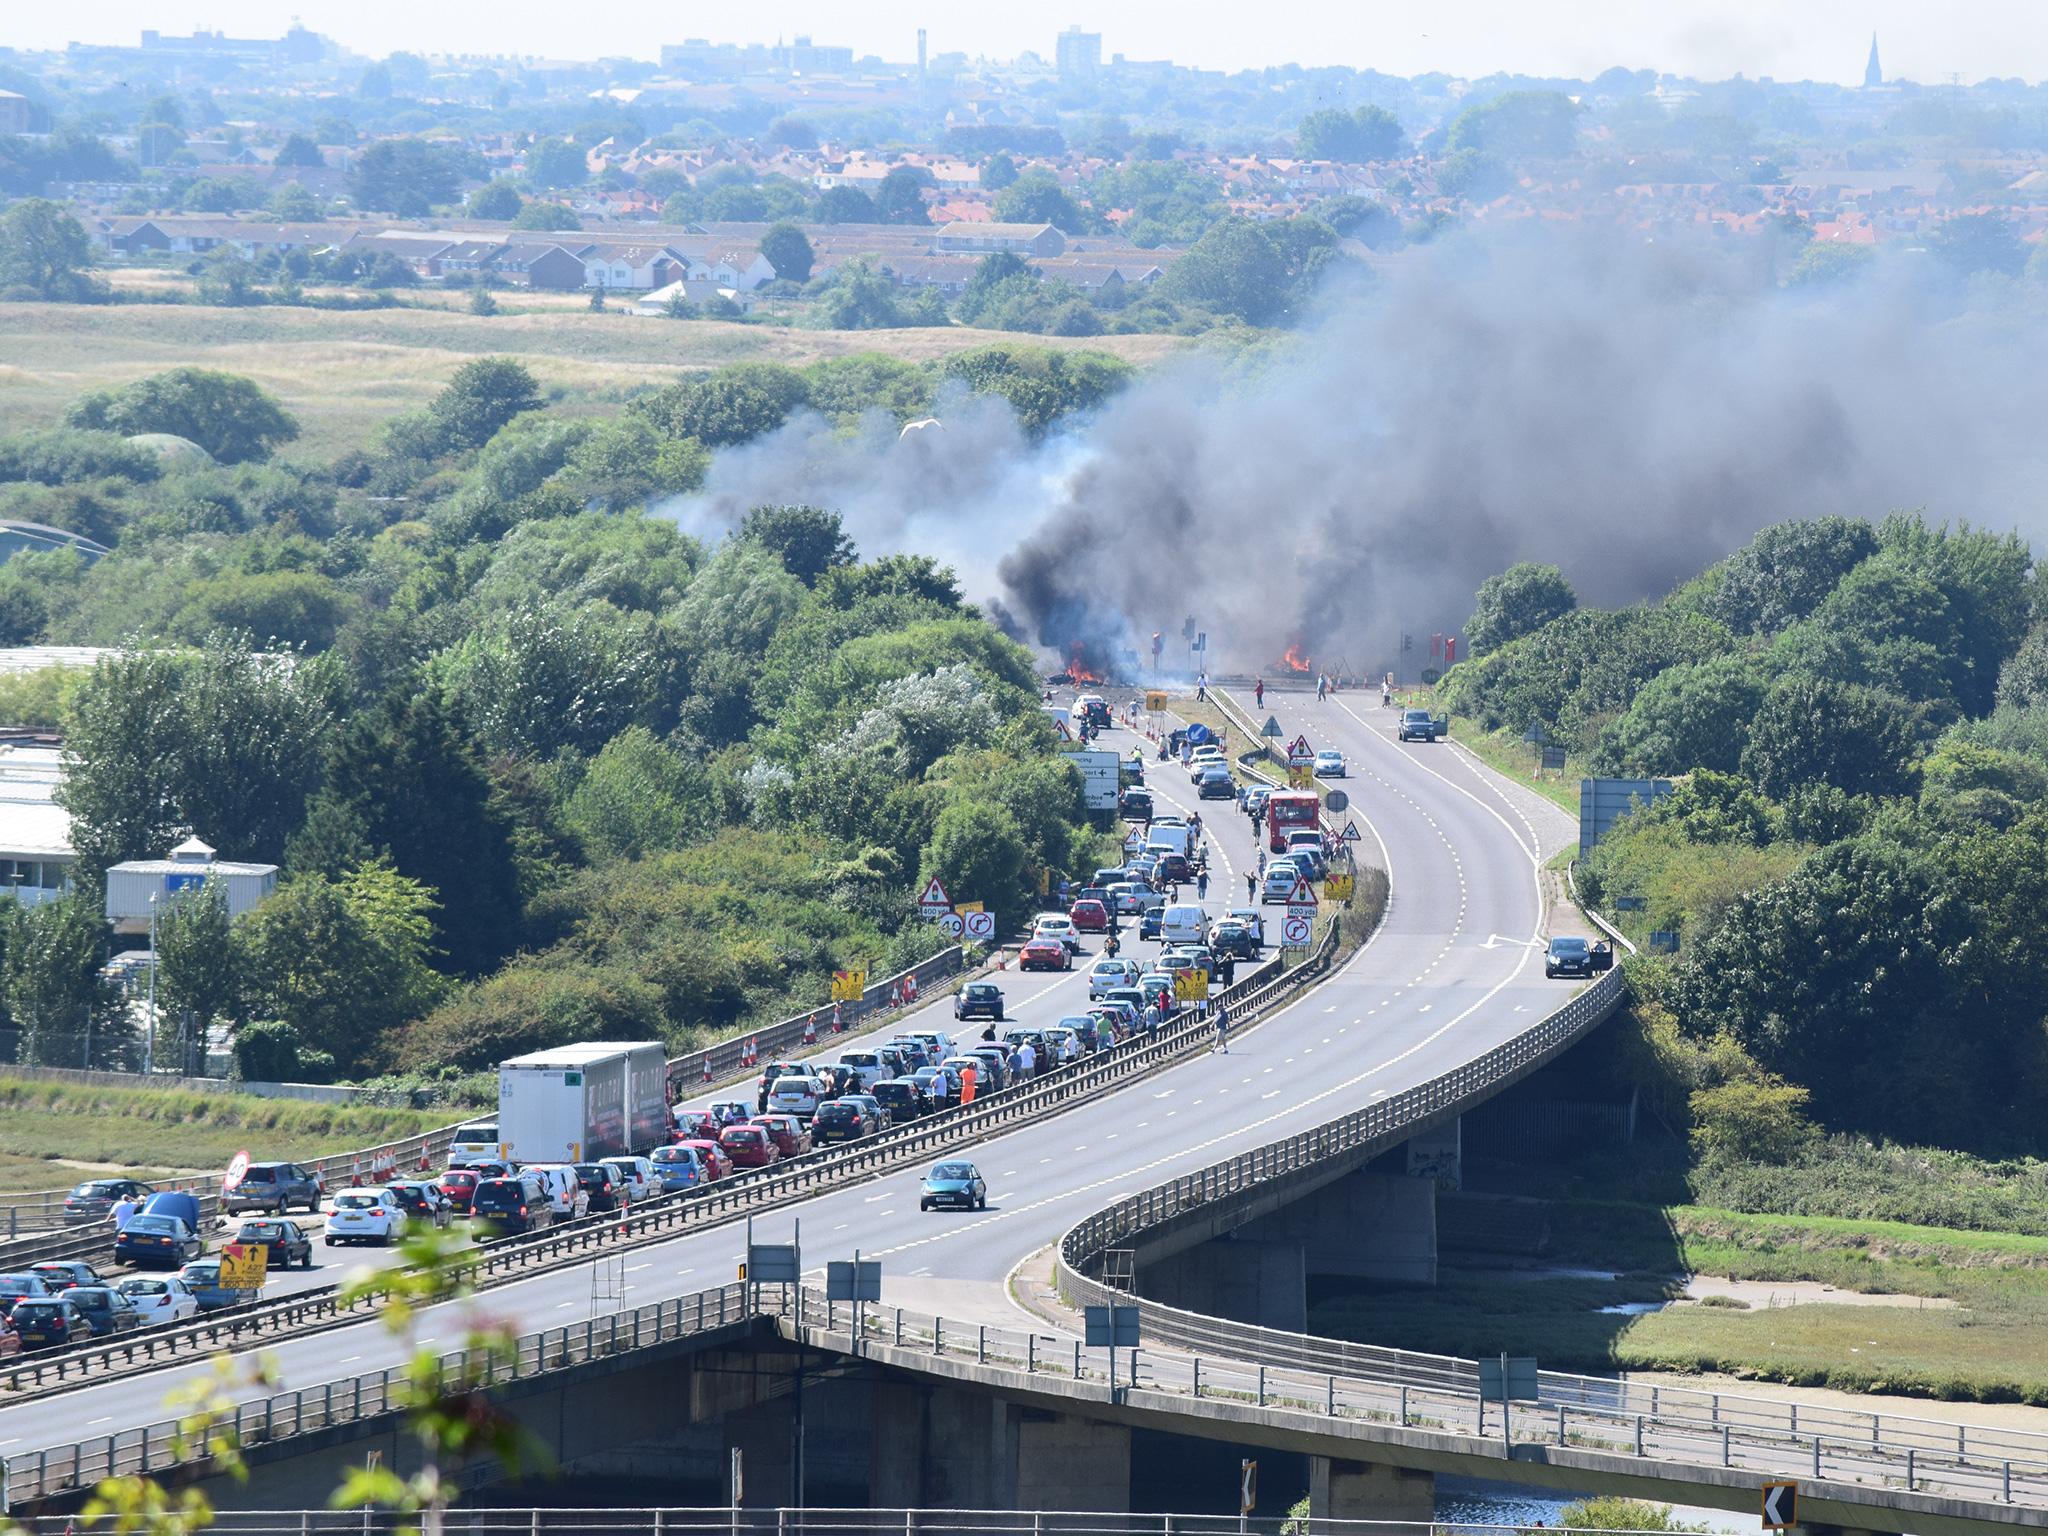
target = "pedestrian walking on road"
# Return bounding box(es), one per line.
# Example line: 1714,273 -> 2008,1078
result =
1196,869 -> 1210,900
1245,871 -> 1257,902
1316,674 -> 1329,702
1213,1002 -> 1232,1054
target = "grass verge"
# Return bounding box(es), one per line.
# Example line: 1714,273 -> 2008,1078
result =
1452,724 -> 1582,815
0,1075 -> 455,1194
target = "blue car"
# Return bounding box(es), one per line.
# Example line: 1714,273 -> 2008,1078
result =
920,1161 -> 987,1213
114,1213 -> 204,1269
649,1145 -> 704,1192
177,1259 -> 256,1312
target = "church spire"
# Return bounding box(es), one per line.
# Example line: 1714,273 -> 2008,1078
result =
1864,33 -> 1882,88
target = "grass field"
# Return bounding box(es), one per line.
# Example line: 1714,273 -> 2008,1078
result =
0,298 -> 1186,459
1454,724 -> 1582,815
0,1075 -> 454,1195
1317,1192 -> 2048,1405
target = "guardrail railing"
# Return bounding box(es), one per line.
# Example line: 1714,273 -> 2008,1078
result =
0,949 -> 970,1268
0,932 -> 1335,1407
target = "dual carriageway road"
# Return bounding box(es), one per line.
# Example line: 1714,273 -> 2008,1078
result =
0,687 -> 1577,1458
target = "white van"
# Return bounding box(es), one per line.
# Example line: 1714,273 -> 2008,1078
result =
523,1164 -> 589,1221
448,1120 -> 499,1166
1146,825 -> 1194,859
1160,904 -> 1209,946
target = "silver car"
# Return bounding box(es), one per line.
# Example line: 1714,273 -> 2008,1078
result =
1087,957 -> 1138,999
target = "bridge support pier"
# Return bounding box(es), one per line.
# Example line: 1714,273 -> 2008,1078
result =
1014,1409 -> 1132,1513
1308,1455 -> 1435,1522
1406,1116 -> 1461,1190
1136,1234 -> 1308,1332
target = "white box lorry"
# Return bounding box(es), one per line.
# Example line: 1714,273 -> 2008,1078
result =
497,1042 -> 670,1165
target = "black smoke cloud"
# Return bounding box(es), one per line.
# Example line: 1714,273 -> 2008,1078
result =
665,229 -> 2048,678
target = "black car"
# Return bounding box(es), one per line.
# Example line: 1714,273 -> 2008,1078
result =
113,1213 -> 204,1268
1398,709 -> 1445,743
470,1176 -> 552,1237
1211,920 -> 1259,960
965,1047 -> 1011,1091
571,1163 -> 622,1213
30,1261 -> 105,1293
870,1078 -> 927,1123
383,1182 -> 453,1228
224,1162 -> 323,1216
1545,936 -> 1596,978
954,982 -> 1006,1022
233,1219 -> 314,1269
811,1100 -> 875,1144
11,1298 -> 92,1350
64,1286 -> 142,1337
0,1274 -> 51,1316
63,1178 -> 156,1224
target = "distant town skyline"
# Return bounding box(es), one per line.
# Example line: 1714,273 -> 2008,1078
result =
11,1 -> 2044,87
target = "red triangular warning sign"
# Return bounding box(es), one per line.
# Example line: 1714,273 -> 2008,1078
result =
917,874 -> 952,912
1287,874 -> 1318,906
1288,734 -> 1313,761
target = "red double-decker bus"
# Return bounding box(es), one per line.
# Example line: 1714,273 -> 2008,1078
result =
1266,790 -> 1321,851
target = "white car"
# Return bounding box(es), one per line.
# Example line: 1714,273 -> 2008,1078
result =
601,1156 -> 657,1204
326,1187 -> 404,1246
524,1164 -> 591,1221
1315,750 -> 1347,778
116,1275 -> 199,1327
1088,957 -> 1139,999
1186,747 -> 1226,778
1032,913 -> 1082,954
767,1074 -> 824,1119
902,1029 -> 955,1062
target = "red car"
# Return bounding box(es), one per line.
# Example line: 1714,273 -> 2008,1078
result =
673,1110 -> 721,1142
1068,898 -> 1109,932
679,1139 -> 733,1180
717,1124 -> 781,1169
437,1169 -> 482,1212
751,1114 -> 812,1159
1019,938 -> 1071,972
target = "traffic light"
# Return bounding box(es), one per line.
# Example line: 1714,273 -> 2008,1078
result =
1445,637 -> 1458,665
1400,632 -> 1413,653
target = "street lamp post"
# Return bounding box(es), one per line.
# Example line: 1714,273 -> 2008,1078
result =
145,891 -> 159,1075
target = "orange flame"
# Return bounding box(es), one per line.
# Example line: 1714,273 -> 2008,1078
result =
1280,644 -> 1312,674
1066,642 -> 1104,686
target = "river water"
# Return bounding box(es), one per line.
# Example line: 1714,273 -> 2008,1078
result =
1437,1476 -> 1746,1531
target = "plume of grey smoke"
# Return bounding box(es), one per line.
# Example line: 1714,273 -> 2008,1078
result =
664,229 -> 2048,679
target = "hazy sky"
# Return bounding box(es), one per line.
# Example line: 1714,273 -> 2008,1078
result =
15,1 -> 2043,86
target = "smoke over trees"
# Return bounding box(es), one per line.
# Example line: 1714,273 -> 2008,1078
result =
666,227 -> 2048,679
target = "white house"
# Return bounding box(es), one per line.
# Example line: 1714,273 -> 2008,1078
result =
104,836 -> 278,937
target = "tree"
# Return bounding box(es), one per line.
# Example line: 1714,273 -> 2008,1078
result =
993,171 -> 1086,233
155,879 -> 243,1047
428,358 -> 544,452
739,504 -> 856,585
766,114 -> 818,150
0,199 -> 100,301
291,694 -> 524,977
1933,212 -> 2028,279
64,368 -> 299,464
194,246 -> 261,307
1703,515 -> 1879,635
1786,242 -> 1873,288
268,183 -> 323,221
759,221 -> 814,283
1161,216 -> 1284,322
1316,195 -> 1401,247
1465,563 -> 1577,657
525,137 -> 588,191
922,800 -> 1029,923
1296,104 -> 1405,162
563,725 -> 711,862
981,153 -> 1019,191
813,185 -> 878,224
1596,653 -> 1770,776
1447,90 -> 1582,158
58,634 -> 339,881
5,894 -> 124,1069
874,165 -> 933,225
510,201 -> 580,231
239,861 -> 447,1072
349,138 -> 460,216
632,366 -> 808,447
468,179 -> 523,220
1438,147 -> 1511,201
274,133 -> 324,169
467,281 -> 499,317
1739,674 -> 1921,800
